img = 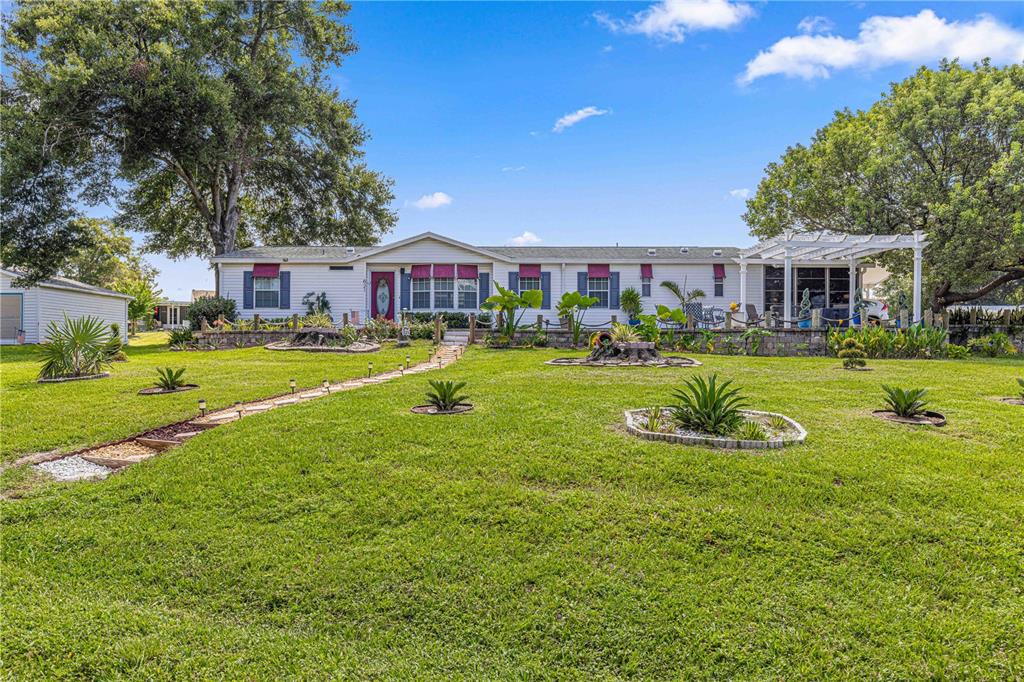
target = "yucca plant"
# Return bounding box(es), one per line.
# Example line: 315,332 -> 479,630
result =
302,312 -> 334,329
609,322 -> 640,344
733,420 -> 767,441
37,315 -> 117,379
643,407 -> 663,432
669,374 -> 747,436
155,367 -> 188,390
425,379 -> 469,411
881,385 -> 929,418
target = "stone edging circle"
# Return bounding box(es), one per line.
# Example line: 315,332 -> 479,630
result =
37,372 -> 110,384
410,403 -> 474,416
546,356 -> 702,368
137,384 -> 200,396
624,408 -> 806,450
996,397 -> 1024,406
264,341 -> 381,353
871,409 -> 946,426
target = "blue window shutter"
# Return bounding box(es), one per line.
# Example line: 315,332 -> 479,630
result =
279,271 -> 290,309
508,271 -> 519,294
609,272 -> 620,309
540,271 -> 551,309
478,272 -> 490,306
243,271 -> 254,309
577,271 -> 588,295
400,269 -> 411,310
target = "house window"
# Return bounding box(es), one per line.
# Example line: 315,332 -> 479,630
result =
796,267 -> 827,309
254,277 -> 279,308
714,277 -> 724,297
588,277 -> 609,308
458,278 -> 477,309
412,278 -> 431,309
518,276 -> 541,293
642,277 -> 652,297
433,277 -> 454,308
828,267 -> 851,308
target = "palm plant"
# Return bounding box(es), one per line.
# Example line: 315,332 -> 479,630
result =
660,280 -> 705,306
881,385 -> 929,418
155,367 -> 188,390
669,374 -> 747,436
619,287 -> 643,319
425,380 -> 469,411
38,315 -> 117,379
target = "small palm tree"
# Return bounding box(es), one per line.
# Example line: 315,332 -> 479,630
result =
38,315 -> 117,379
155,367 -> 188,390
425,380 -> 469,411
881,385 -> 929,418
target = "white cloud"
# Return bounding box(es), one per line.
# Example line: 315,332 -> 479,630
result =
501,166 -> 527,172
507,231 -> 542,246
595,0 -> 754,43
797,16 -> 835,34
552,106 -> 610,133
412,191 -> 453,209
602,45 -> 614,53
741,10 -> 1024,84
729,188 -> 751,199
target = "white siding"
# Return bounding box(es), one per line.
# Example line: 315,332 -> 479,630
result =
219,262 -> 366,323
1,271 -> 128,344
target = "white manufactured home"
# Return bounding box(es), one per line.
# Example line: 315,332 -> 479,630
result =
0,269 -> 131,345
211,231 -> 885,327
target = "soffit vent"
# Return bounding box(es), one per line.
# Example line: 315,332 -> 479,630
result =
680,247 -> 690,254
647,248 -> 657,256
713,249 -> 723,257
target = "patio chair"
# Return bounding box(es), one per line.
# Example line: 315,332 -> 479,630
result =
733,304 -> 766,327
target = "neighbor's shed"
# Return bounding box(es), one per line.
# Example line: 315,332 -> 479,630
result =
0,269 -> 131,345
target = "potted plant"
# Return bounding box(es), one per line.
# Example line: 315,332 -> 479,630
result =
619,287 -> 643,324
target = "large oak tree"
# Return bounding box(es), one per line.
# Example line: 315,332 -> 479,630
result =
2,0 -> 395,284
743,61 -> 1023,310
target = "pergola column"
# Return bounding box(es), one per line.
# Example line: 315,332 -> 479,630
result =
782,235 -> 793,327
848,256 -> 857,323
738,258 -> 748,319
912,230 -> 924,323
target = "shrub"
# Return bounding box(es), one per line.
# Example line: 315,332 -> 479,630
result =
408,322 -> 437,340
168,328 -> 195,345
946,343 -> 970,359
187,296 -> 237,329
967,332 -> 1017,357
527,332 -> 548,347
669,374 -> 747,436
38,315 -> 118,379
740,327 -> 772,356
619,287 -> 643,318
364,316 -> 400,341
838,337 -> 867,369
733,420 -> 767,441
827,325 -> 948,359
155,367 -> 188,390
425,380 -> 469,411
609,322 -> 640,344
881,385 -> 929,418
302,312 -> 334,329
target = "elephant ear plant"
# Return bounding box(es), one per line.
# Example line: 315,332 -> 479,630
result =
425,380 -> 470,412
483,285 -> 544,340
556,291 -> 600,347
669,373 -> 747,436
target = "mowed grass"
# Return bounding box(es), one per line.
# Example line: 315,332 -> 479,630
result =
0,333 -> 432,462
2,348 -> 1023,679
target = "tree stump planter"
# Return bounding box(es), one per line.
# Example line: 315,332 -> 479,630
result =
37,372 -> 110,384
265,340 -> 380,353
624,408 -> 806,450
137,384 -> 200,395
410,404 -> 474,416
871,410 -> 946,426
547,341 -> 701,368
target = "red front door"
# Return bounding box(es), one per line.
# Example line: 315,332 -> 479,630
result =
370,271 -> 395,320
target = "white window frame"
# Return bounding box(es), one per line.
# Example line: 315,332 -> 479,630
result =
588,277 -> 609,308
518,276 -> 541,293
412,277 -> 431,309
641,277 -> 652,297
457,278 -> 477,309
433,277 -> 454,309
254,276 -> 280,308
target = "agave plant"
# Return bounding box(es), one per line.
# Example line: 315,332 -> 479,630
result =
609,322 -> 640,344
668,374 -> 747,436
881,385 -> 929,418
733,420 -> 767,441
155,367 -> 188,391
425,379 -> 469,412
37,315 -> 118,379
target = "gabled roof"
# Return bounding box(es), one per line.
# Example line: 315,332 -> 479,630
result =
357,232 -> 515,263
1,268 -> 134,300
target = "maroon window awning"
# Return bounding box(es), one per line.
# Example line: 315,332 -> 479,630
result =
587,264 -> 610,278
457,264 -> 478,279
713,263 -> 726,279
252,263 -> 280,278
640,264 -> 653,278
519,264 -> 541,278
411,264 -> 431,278
432,264 -> 455,278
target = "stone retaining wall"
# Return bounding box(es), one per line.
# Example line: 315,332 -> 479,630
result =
194,330 -> 295,349
509,328 -> 831,356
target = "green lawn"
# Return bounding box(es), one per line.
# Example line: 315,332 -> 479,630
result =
0,333 -> 432,463
2,347 -> 1023,679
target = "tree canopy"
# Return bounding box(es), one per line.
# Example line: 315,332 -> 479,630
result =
743,61 -> 1024,309
60,219 -> 158,290
2,0 -> 395,284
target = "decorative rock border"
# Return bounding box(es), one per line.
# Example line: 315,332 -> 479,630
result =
138,384 -> 199,395
997,397 -> 1024,406
410,403 -> 474,416
624,408 -> 806,450
871,410 -> 946,426
546,356 -> 702,368
37,372 -> 110,384
265,341 -> 381,353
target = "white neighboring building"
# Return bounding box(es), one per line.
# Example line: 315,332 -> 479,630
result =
1,269 -> 131,345
209,231 -> 870,326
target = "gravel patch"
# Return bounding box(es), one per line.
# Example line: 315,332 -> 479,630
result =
35,456 -> 112,481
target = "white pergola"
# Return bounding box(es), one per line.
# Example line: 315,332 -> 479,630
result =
736,230 -> 927,326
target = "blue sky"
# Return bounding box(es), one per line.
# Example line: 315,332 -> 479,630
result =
142,1 -> 1024,300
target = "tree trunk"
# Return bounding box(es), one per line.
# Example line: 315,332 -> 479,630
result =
934,271 -> 1024,309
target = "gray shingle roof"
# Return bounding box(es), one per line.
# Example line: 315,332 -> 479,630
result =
1,268 -> 133,298
216,245 -> 374,259
216,244 -> 739,262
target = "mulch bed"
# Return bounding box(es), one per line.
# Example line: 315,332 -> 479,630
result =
141,420 -> 219,442
872,410 -> 946,426
410,404 -> 474,415
137,384 -> 199,395
37,372 -> 110,384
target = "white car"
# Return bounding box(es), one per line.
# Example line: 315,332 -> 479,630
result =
862,299 -> 889,323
